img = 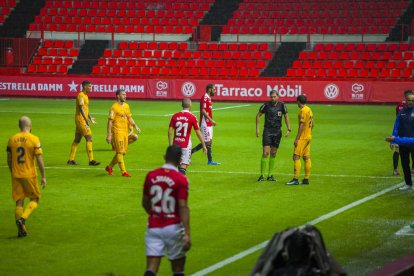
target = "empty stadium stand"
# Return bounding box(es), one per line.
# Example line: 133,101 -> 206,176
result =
223,0 -> 410,35
91,41 -> 272,77
286,42 -> 414,79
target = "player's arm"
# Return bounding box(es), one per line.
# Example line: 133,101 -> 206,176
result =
79,105 -> 90,126
88,113 -> 96,124
168,126 -> 174,146
142,194 -> 151,215
284,113 -> 292,137
178,198 -> 191,251
294,121 -> 305,147
195,129 -> 207,154
6,147 -> 12,173
128,117 -> 141,134
392,113 -> 400,137
36,154 -> 46,189
255,111 -> 263,137
387,136 -> 414,146
201,109 -> 216,126
106,119 -> 113,144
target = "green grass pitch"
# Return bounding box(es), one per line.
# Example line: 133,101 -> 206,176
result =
0,98 -> 414,275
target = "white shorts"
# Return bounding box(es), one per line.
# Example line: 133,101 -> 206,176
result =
145,223 -> 185,260
181,141 -> 192,166
201,120 -> 213,142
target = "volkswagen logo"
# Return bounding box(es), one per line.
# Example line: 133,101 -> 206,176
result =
324,84 -> 339,100
181,82 -> 196,97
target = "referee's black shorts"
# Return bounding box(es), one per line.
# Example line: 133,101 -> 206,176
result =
262,129 -> 282,148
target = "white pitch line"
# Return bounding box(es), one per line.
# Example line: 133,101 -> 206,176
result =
395,225 -> 414,236
0,104 -> 251,117
0,165 -> 397,179
163,104 -> 251,116
191,182 -> 404,276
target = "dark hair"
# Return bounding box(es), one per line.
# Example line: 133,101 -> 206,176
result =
165,145 -> 182,165
206,84 -> 214,92
270,90 -> 278,96
82,80 -> 91,88
404,90 -> 413,96
116,89 -> 125,96
297,94 -> 307,104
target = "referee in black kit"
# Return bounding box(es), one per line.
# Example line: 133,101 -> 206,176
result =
256,90 -> 291,182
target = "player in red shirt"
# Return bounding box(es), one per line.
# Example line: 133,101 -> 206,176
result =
168,98 -> 206,175
392,90 -> 414,175
142,145 -> 191,276
192,84 -> 221,165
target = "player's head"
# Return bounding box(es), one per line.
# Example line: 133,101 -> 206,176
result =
297,94 -> 307,107
116,89 -> 126,102
164,145 -> 182,166
269,90 -> 279,104
206,84 -> 216,96
406,93 -> 414,107
18,116 -> 32,132
82,80 -> 92,93
404,89 -> 413,100
182,98 -> 192,109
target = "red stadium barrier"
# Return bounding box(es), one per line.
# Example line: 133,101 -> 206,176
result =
0,75 -> 412,103
0,38 -> 40,67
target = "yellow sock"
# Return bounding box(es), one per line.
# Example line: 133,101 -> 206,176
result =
117,153 -> 126,173
21,201 -> 38,220
304,159 -> 311,179
15,206 -> 23,220
69,142 -> 79,160
109,155 -> 117,168
294,159 -> 301,179
86,141 -> 94,161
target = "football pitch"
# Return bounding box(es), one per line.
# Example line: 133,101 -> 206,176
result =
1,97 -> 414,275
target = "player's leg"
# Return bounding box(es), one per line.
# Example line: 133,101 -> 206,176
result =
287,141 -> 302,185
399,146 -> 412,190
206,127 -> 220,165
145,257 -> 162,275
267,146 -> 278,181
393,145 -> 400,175
302,140 -> 311,184
410,149 -> 414,174
165,224 -> 187,275
145,227 -> 165,275
105,154 -> 117,176
170,257 -> 186,276
85,134 -> 100,166
68,132 -> 82,164
267,132 -> 281,181
179,146 -> 191,175
259,145 -> 270,181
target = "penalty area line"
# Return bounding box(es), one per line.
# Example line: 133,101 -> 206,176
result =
190,182 -> 404,276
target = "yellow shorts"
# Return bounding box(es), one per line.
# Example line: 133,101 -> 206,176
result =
12,177 -> 41,201
112,133 -> 128,154
294,139 -> 311,157
75,120 -> 92,136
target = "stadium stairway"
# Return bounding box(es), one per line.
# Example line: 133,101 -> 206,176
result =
0,0 -> 45,37
387,0 -> 414,42
199,0 -> 242,41
68,40 -> 109,74
261,42 -> 306,77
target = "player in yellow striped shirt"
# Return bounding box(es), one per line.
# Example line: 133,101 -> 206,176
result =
105,89 -> 141,177
7,116 -> 46,237
67,80 -> 100,166
287,95 -> 314,185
